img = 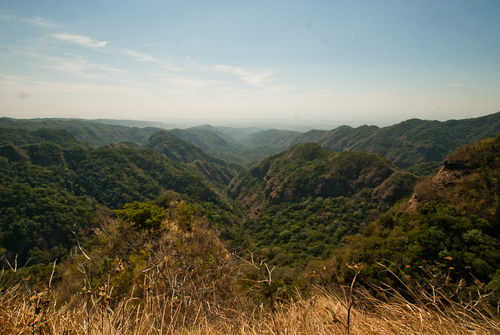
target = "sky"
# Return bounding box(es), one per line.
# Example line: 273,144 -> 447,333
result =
1,0 -> 499,126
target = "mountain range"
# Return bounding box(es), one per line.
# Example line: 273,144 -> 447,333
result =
3,111 -> 500,171
2,112 -> 500,291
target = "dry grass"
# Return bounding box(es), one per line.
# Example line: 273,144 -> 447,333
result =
1,283 -> 499,335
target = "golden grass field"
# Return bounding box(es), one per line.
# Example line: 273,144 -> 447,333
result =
1,281 -> 499,335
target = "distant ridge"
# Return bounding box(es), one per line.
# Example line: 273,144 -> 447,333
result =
239,111 -> 500,169
3,112 -> 500,171
0,118 -> 161,147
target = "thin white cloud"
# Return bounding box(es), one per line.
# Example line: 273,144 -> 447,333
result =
161,63 -> 183,72
43,56 -> 126,79
122,49 -> 158,62
3,45 -> 127,81
122,49 -> 183,71
0,13 -> 60,28
52,33 -> 109,48
0,13 -> 15,20
25,17 -> 60,28
213,65 -> 274,87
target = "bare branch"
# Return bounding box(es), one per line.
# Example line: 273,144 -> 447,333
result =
49,259 -> 57,288
69,227 -> 91,261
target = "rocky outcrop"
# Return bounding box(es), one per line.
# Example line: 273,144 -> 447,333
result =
431,160 -> 471,188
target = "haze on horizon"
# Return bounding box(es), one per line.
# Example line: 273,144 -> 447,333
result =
1,0 -> 499,126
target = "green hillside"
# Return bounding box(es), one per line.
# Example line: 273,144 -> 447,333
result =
0,127 -> 90,148
144,130 -> 243,187
240,129 -> 301,149
0,141 -> 229,264
0,118 -> 161,147
165,112 -> 500,171
3,118 -> 500,328
170,125 -> 245,154
224,143 -> 418,267
330,133 -> 500,287
317,112 -> 500,169
4,113 -> 500,172
3,114 -> 500,300
0,119 -> 243,188
168,125 -> 270,168
228,142 -> 416,206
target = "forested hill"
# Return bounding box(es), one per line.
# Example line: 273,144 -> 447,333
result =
222,131 -> 500,287
3,115 -> 500,308
169,125 -> 247,154
7,143 -> 225,205
0,127 -> 90,148
329,133 -> 500,287
242,111 -> 500,169
222,142 -> 418,268
3,112 -> 500,171
0,141 -> 229,263
228,142 -> 417,209
144,131 -> 243,186
0,120 -> 243,188
145,112 -> 500,170
318,112 -> 500,168
0,117 -> 161,147
145,130 -> 232,165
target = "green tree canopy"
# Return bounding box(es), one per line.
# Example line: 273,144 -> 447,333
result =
115,201 -> 168,231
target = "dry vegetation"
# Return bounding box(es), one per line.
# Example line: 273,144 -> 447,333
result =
1,276 -> 500,335
2,199 -> 500,334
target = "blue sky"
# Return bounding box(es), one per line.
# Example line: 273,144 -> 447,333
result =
1,0 -> 499,125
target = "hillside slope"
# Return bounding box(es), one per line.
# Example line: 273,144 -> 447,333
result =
4,113 -> 500,171
224,143 -> 418,267
170,125 -> 246,154
144,131 -> 243,187
228,142 -> 416,208
0,127 -> 90,148
0,118 -> 161,147
170,112 -> 500,170
0,142 -> 227,263
329,132 -> 500,286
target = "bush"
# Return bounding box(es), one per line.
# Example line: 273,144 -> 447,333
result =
115,201 -> 168,231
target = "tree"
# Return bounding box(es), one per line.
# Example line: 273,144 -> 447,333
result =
115,201 -> 167,231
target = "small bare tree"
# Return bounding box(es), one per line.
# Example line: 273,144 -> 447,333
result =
233,252 -> 277,312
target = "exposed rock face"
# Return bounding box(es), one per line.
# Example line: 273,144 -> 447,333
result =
406,153 -> 476,211
407,194 -> 420,212
431,161 -> 470,188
